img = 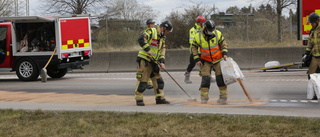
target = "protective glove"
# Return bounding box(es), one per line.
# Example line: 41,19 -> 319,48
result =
302,54 -> 307,62
302,51 -> 311,62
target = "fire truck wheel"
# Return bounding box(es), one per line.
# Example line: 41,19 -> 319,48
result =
47,67 -> 68,78
15,58 -> 39,81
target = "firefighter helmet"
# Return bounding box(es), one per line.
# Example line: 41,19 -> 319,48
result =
160,21 -> 173,32
146,19 -> 155,25
204,20 -> 216,32
196,16 -> 206,22
308,12 -> 320,23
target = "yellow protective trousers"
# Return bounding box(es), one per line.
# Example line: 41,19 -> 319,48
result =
308,57 -> 320,74
134,59 -> 165,101
199,61 -> 228,100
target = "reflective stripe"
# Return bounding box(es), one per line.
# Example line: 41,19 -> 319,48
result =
201,92 -> 208,96
135,90 -> 144,100
142,44 -> 149,49
150,45 -> 158,49
306,48 -> 311,51
220,89 -> 228,94
139,49 -> 161,57
201,44 -> 219,50
210,58 -> 223,64
156,92 -> 164,97
222,49 -> 228,52
62,39 -> 90,49
193,55 -> 199,60
135,95 -> 143,100
135,94 -> 143,98
315,30 -> 318,54
201,48 -> 220,55
151,28 -> 157,39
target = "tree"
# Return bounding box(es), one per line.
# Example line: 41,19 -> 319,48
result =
257,4 -> 276,22
240,5 -> 253,14
94,0 -> 157,49
102,0 -> 157,21
39,0 -> 105,15
226,6 -> 240,14
0,0 -> 13,17
270,0 -> 296,41
165,2 -> 215,48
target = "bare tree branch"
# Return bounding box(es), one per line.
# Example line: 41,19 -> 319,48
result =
39,0 -> 105,15
268,0 -> 296,41
0,0 -> 13,17
102,0 -> 157,21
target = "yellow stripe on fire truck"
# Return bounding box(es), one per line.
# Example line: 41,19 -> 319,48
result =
62,39 -> 90,49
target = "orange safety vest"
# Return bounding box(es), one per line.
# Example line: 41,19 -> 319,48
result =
195,30 -> 223,64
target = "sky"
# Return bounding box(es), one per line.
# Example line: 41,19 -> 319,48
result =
28,0 -> 296,21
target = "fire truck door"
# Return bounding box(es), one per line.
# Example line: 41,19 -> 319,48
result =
0,26 -> 7,64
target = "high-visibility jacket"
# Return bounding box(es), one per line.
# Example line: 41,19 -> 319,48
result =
192,29 -> 228,64
189,23 -> 203,53
137,26 -> 166,63
306,23 -> 320,57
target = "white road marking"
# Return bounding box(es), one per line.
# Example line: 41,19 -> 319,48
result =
269,100 -> 319,103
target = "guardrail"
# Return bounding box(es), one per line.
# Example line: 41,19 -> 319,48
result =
79,47 -> 305,72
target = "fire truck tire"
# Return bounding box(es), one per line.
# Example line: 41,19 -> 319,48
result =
47,67 -> 68,78
15,58 -> 39,81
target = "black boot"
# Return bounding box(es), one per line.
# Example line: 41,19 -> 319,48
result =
156,98 -> 170,104
136,100 -> 145,106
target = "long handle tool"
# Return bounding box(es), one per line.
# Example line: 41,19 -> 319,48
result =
162,68 -> 196,101
236,78 -> 253,102
150,57 -> 196,101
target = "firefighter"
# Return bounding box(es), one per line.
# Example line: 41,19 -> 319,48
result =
145,19 -> 156,89
134,20 -> 173,106
302,12 -> 320,100
192,20 -> 228,104
303,12 -> 320,77
184,16 -> 206,84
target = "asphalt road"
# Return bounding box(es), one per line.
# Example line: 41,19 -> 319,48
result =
0,69 -> 319,117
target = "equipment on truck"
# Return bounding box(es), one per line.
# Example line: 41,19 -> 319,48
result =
0,15 -> 92,81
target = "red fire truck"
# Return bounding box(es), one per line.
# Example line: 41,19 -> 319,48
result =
298,0 -> 320,45
0,15 -> 92,81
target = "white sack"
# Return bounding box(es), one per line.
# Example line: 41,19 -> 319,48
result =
220,57 -> 244,85
307,74 -> 320,100
265,61 -> 280,68
307,78 -> 315,99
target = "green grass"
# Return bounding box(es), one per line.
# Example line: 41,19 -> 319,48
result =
0,109 -> 319,136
